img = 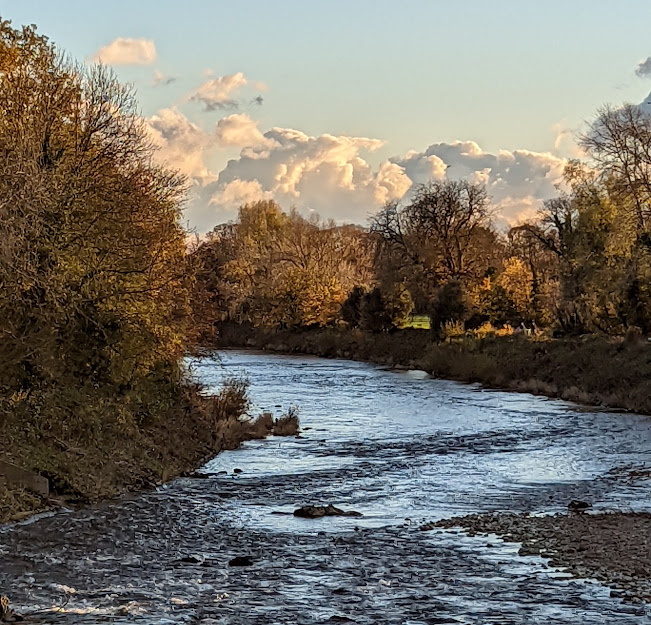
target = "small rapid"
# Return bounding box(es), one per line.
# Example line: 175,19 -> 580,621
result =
2,350 -> 651,623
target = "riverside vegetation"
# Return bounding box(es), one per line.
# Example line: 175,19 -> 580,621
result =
0,20 -> 298,523
193,107 -> 651,414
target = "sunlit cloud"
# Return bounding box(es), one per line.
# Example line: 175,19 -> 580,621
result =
145,107 -> 215,181
215,113 -> 269,148
391,141 -> 566,227
141,105 -> 566,232
90,38 -> 157,66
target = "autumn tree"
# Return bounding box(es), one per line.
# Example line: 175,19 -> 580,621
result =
0,20 -> 190,405
371,179 -> 502,329
192,201 -> 376,329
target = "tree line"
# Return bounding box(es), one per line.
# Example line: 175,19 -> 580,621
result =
194,105 -> 651,340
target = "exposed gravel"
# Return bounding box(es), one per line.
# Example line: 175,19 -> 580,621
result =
426,511 -> 651,604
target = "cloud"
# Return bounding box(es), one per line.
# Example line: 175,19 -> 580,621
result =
140,109 -> 566,231
145,107 -> 215,180
215,113 -> 269,148
391,141 -> 565,226
637,57 -> 651,78
91,38 -> 156,66
197,136 -> 565,230
153,70 -> 177,87
550,120 -> 584,158
210,179 -> 273,208
189,72 -> 249,111
202,127 -> 410,223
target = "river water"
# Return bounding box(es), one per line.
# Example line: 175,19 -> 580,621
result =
2,350 -> 651,623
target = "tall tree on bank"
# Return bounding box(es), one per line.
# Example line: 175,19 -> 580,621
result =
0,20 -> 190,398
370,179 -> 502,314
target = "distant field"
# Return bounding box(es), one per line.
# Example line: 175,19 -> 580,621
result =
403,315 -> 430,330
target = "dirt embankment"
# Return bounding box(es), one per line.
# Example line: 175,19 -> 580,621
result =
214,323 -> 651,415
0,383 -> 298,524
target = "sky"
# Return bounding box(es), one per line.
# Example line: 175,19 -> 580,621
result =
4,0 -> 651,232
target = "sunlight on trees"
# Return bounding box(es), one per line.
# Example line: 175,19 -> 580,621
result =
0,20 -> 190,428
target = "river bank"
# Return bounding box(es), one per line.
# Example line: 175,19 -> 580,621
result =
0,381 -> 298,524
213,323 -> 651,414
428,509 -> 651,605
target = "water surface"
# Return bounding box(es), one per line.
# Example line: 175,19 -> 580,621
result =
2,350 -> 651,623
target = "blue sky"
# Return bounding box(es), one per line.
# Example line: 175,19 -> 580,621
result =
4,1 -> 651,231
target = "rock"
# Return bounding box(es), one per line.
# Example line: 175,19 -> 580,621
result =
568,500 -> 592,513
178,554 -> 204,564
293,504 -> 363,519
228,555 -> 254,567
183,471 -> 210,479
233,468 -> 243,474
518,545 -> 540,556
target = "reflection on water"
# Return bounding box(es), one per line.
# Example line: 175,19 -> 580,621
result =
198,351 -> 651,523
1,350 -> 650,623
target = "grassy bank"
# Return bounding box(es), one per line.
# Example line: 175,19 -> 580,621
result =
215,323 -> 651,415
0,379 -> 298,523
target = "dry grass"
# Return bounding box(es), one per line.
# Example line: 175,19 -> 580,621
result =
0,378 -> 263,523
273,407 -> 300,436
215,323 -> 651,415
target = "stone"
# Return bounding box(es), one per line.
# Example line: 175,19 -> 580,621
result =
567,500 -> 592,513
293,504 -> 362,519
229,555 -> 254,567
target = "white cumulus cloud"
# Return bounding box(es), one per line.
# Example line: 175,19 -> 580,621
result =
215,114 -> 269,148
145,107 -> 214,181
141,108 -> 566,232
204,127 -> 410,223
391,141 -> 566,226
91,38 -> 157,66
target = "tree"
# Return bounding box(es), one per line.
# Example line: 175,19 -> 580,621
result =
429,281 -> 468,339
0,20 -> 190,396
341,286 -> 366,328
192,202 -> 376,329
371,179 -> 501,309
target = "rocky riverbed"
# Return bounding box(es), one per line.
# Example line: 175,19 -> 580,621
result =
427,510 -> 651,605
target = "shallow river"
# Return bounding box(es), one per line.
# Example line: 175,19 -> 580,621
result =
3,350 -> 651,623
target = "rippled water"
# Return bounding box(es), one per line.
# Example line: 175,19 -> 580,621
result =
2,350 -> 651,623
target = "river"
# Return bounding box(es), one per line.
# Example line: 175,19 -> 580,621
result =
2,350 -> 651,623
